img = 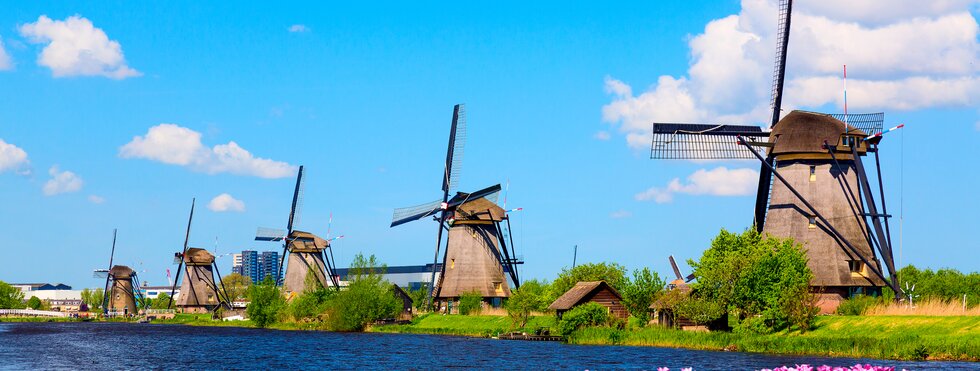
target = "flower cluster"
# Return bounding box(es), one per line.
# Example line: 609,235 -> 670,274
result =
761,365 -> 901,371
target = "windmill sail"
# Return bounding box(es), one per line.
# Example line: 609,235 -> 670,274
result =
443,104 -> 466,194
650,123 -> 769,160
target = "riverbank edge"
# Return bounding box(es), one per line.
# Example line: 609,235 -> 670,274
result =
4,315 -> 978,362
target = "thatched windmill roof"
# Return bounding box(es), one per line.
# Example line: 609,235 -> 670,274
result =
183,247 -> 215,265
771,110 -> 868,156
287,230 -> 329,252
109,265 -> 134,279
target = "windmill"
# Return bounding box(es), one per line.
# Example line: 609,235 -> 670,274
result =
390,104 -> 522,311
93,229 -> 148,316
667,255 -> 694,290
647,0 -> 901,308
167,199 -> 232,313
256,165 -> 341,295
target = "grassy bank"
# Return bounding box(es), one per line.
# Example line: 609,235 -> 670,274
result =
371,314 -> 556,337
373,314 -> 980,361
0,317 -> 83,323
569,316 -> 980,361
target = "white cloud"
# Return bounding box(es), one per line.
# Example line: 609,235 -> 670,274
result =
43,166 -> 83,195
88,195 -> 105,204
208,193 -> 245,212
635,167 -> 758,203
288,24 -> 310,33
19,15 -> 140,79
119,124 -> 297,178
603,0 -> 979,149
0,37 -> 12,70
0,138 -> 29,173
609,210 -> 633,219
594,131 -> 611,141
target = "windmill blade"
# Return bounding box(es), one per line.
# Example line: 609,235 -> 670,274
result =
768,0 -> 793,128
287,165 -> 306,233
93,270 -> 109,279
169,198 -> 195,309
651,123 -> 769,160
668,255 -> 683,281
172,253 -> 183,265
828,112 -> 884,136
446,184 -> 502,209
255,227 -> 288,241
391,199 -> 444,227
442,104 -> 466,194
102,229 -> 117,315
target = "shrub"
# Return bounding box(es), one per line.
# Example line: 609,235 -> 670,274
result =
836,295 -> 880,316
324,253 -> 401,331
246,276 -> 286,328
675,296 -> 725,326
506,279 -> 551,328
557,302 -> 609,335
458,291 -> 483,315
0,281 -> 25,309
26,296 -> 42,310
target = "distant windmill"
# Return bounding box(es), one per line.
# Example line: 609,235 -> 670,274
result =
646,0 -> 901,307
167,199 -> 232,314
256,166 -> 340,295
390,104 -> 522,311
93,229 -> 148,316
667,255 -> 695,289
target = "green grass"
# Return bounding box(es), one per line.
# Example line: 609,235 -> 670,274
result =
371,314 -> 556,337
569,316 -> 980,361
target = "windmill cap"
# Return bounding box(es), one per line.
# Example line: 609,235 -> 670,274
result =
184,247 -> 216,264
109,265 -> 135,278
770,110 -> 868,156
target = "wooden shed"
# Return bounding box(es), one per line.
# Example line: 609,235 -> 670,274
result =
391,284 -> 414,320
548,281 -> 628,319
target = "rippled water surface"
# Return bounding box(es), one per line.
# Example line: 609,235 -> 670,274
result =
0,322 -> 975,370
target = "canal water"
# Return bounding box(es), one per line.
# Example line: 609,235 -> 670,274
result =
0,322 -> 974,370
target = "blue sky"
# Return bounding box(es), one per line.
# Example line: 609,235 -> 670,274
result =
0,1 -> 977,289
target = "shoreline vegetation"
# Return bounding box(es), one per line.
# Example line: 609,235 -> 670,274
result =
3,231 -> 980,363
3,313 -> 976,362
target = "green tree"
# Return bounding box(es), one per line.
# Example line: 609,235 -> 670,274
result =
26,296 -> 42,310
0,281 -> 25,309
457,291 -> 483,315
552,262 -> 627,299
505,279 -> 551,328
324,253 -> 400,331
80,288 -> 104,311
621,267 -> 665,326
221,273 -> 251,301
688,228 -> 814,333
246,276 -> 286,328
149,293 -> 173,310
287,273 -> 334,321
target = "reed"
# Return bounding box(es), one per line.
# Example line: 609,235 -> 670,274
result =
867,298 -> 980,316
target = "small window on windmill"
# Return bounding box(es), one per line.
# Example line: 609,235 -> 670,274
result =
809,165 -> 817,182
849,261 -> 866,276
450,259 -> 455,270
494,282 -> 503,293
808,216 -> 817,229
207,294 -> 215,303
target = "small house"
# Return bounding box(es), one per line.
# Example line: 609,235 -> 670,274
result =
548,281 -> 628,319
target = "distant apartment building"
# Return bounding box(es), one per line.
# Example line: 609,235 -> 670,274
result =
230,250 -> 280,284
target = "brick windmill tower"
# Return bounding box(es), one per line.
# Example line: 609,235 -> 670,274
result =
390,104 -> 523,311
646,0 -> 900,311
